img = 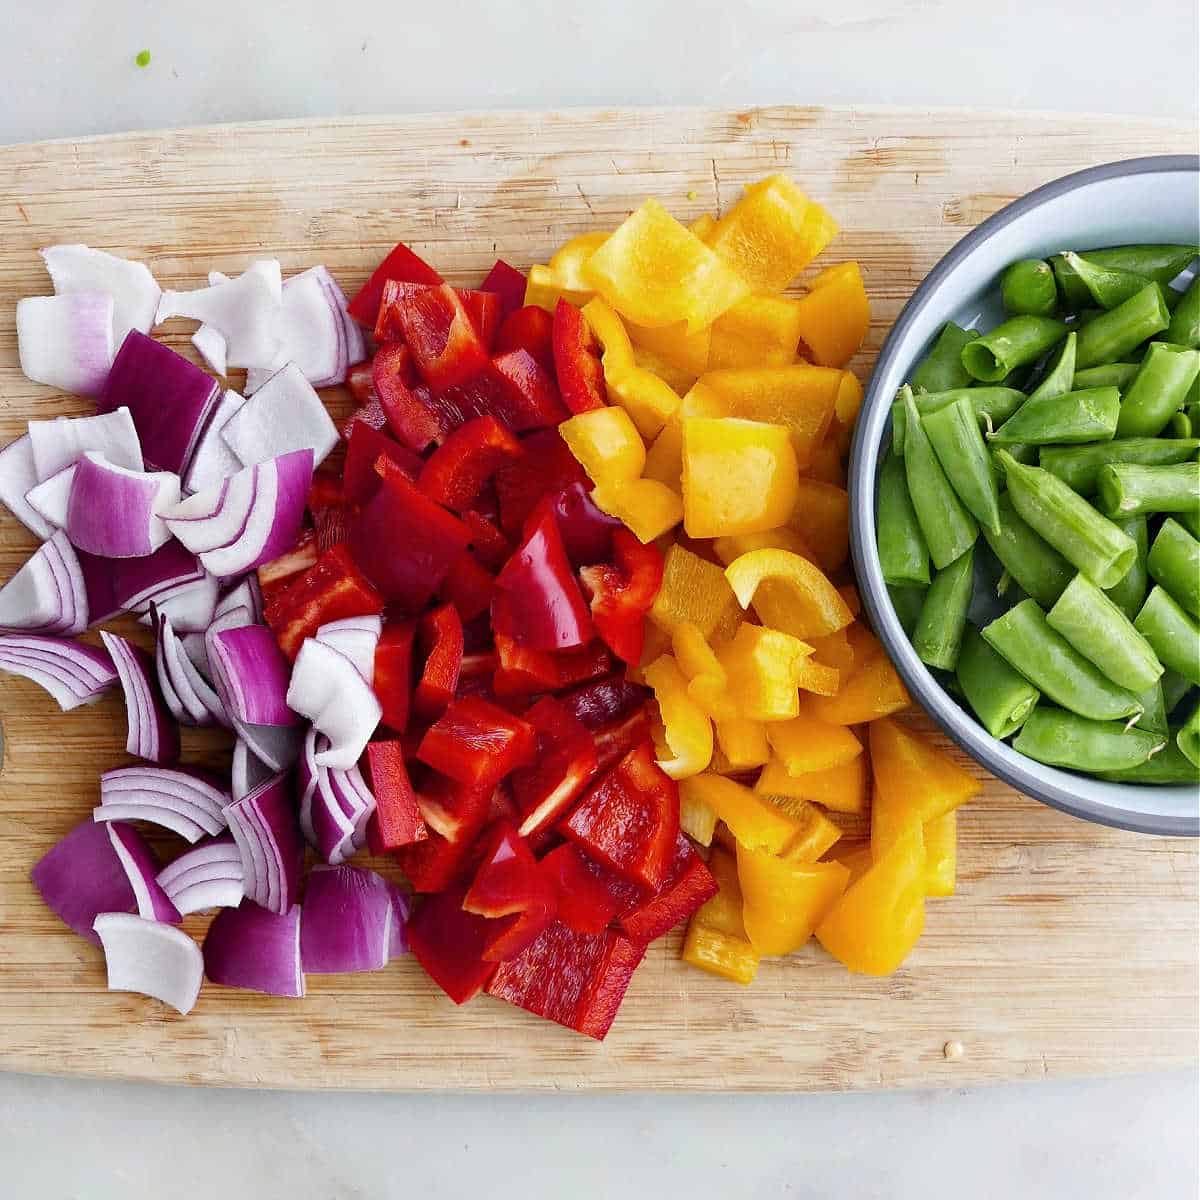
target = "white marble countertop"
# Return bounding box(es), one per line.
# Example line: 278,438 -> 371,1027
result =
2,2 -> 1197,1196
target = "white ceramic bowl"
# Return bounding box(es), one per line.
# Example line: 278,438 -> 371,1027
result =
850,155 -> 1200,837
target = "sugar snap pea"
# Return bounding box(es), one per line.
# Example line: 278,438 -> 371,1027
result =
1165,275 -> 1200,349
1075,283 -> 1170,369
960,316 -> 1068,383
912,547 -> 974,671
1012,707 -> 1164,772
1135,682 -> 1169,737
1161,668 -> 1194,717
1038,438 -> 1200,495
888,583 -> 927,636
910,322 -> 980,393
1026,331 -> 1076,402
955,626 -> 1039,738
877,449 -> 930,587
1168,412 -> 1193,438
1099,740 -> 1199,783
1102,516 -> 1149,621
1096,461 -> 1200,518
1114,342 -> 1200,437
1072,362 -> 1139,391
1053,244 -> 1199,310
1134,586 -> 1200,686
923,398 -> 1002,534
1147,519 -> 1200,617
1177,697 -> 1200,767
1058,252 -> 1153,310
891,387 -> 1025,455
990,386 -> 1120,446
1001,259 -> 1058,317
980,492 -> 1073,609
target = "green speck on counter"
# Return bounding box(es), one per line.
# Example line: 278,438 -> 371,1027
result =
135,49 -> 151,68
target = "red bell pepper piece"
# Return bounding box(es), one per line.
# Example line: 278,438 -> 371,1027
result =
346,240 -> 443,329
578,530 -> 665,665
348,460 -> 471,611
442,350 -> 567,434
538,844 -> 643,934
387,282 -> 491,393
413,603 -> 464,720
526,482 -> 622,569
561,742 -> 679,890
375,281 -> 502,352
438,551 -> 495,624
618,833 -> 717,944
307,468 -> 344,515
264,543 -> 385,659
493,509 -> 594,651
365,740 -> 427,852
341,396 -> 388,442
495,428 -> 589,536
372,342 -> 443,451
463,509 -> 514,573
479,260 -> 528,321
408,885 -> 497,1004
256,529 -> 318,607
552,298 -> 606,413
417,416 -> 523,513
414,771 -> 495,842
312,504 -> 349,551
346,359 -> 377,406
594,708 -> 653,773
491,635 -> 614,698
495,304 -> 554,371
374,620 -> 416,733
510,697 -> 600,837
417,696 -> 536,791
344,422 -> 423,505
485,920 -> 646,1040
463,821 -> 558,962
558,674 -> 650,729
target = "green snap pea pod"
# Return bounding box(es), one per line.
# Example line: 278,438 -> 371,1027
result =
901,388 -> 978,570
1096,462 -> 1200,518
1099,740 -> 1199,784
1046,573 -> 1164,694
1072,362 -> 1139,391
955,626 -> 1040,738
1147,518 -> 1200,617
888,584 -> 927,637
910,322 -> 980,393
995,450 -> 1138,589
1134,586 -> 1200,686
1178,508 -> 1200,541
981,492 -> 1073,608
1135,682 -> 1169,737
1001,259 -> 1058,317
1114,342 -> 1200,437
1168,412 -> 1194,438
1053,244 -> 1200,310
1075,283 -> 1170,369
912,547 -> 974,671
877,449 -> 930,586
1161,669 -> 1193,716
981,598 -> 1142,721
1058,252 -> 1154,310
960,316 -> 1068,384
1013,707 -> 1164,772
1102,516 -> 1149,620
1165,275 -> 1200,349
1177,697 -> 1200,767
891,387 -> 1026,455
1026,331 -> 1076,402
923,398 -> 1001,535
990,386 -> 1120,446
1038,438 -> 1200,495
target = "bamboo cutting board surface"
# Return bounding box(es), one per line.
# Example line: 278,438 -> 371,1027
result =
0,107 -> 1196,1092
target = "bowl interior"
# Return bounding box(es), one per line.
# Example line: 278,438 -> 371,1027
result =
850,156 -> 1200,837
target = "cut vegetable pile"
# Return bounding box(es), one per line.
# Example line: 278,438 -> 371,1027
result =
6,175 -> 983,1038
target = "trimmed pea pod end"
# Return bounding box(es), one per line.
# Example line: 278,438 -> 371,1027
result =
960,316 -> 1067,384
1001,259 -> 1057,317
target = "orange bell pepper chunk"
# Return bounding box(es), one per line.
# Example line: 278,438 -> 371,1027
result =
824,840 -> 873,885
795,261 -> 871,368
788,478 -> 849,572
681,773 -> 799,855
714,717 -> 772,770
816,820 -> 926,976
712,526 -> 816,567
700,846 -> 746,936
719,623 -> 812,722
550,232 -> 610,292
672,622 -> 736,720
725,548 -> 854,639
583,198 -> 750,333
801,654 -> 910,726
707,296 -> 806,370
844,621 -> 885,671
809,627 -> 855,674
923,810 -> 957,897
754,754 -> 868,814
737,844 -> 849,956
764,712 -> 862,776
560,406 -> 645,484
643,654 -> 714,780
648,543 -> 739,638
627,320 -> 712,377
779,800 -> 843,863
794,656 -> 841,696
683,846 -> 759,984
590,478 -> 683,544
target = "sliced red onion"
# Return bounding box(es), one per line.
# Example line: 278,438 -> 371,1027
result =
92,913 -> 203,1014
157,837 -> 243,915
25,465 -> 76,529
300,865 -> 395,973
0,434 -> 53,539
111,540 -> 204,612
232,737 -> 273,799
40,244 -> 161,347
225,773 -> 304,914
216,576 -> 263,624
315,614 -> 381,685
181,389 -> 246,493
157,834 -> 238,887
202,605 -> 255,715
322,269 -> 366,369
97,765 -> 226,842
388,886 -> 410,958
31,819 -> 138,943
154,632 -> 188,725
154,609 -> 224,726
210,623 -> 298,727
17,292 -> 114,396
203,901 -> 304,997
286,638 -> 381,771
0,531 -> 87,636
156,261 -> 283,370
244,268 -> 344,392
137,572 -> 219,632
106,822 -> 181,923
191,324 -> 228,377
66,454 -> 180,558
220,364 -> 338,468
163,465 -> 256,555
296,727 -> 374,864
97,631 -> 180,764
180,630 -> 211,676
0,633 -> 117,710
28,408 -> 143,480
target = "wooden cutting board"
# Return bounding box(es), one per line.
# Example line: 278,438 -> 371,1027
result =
0,107 -> 1196,1092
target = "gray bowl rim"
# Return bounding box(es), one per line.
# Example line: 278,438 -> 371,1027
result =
849,153 -> 1200,839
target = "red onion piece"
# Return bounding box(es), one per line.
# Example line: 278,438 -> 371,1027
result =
40,245 -> 161,347
0,633 -> 116,710
25,465 -> 76,529
232,737 -> 273,800
0,434 -> 53,539
388,886 -> 410,958
321,268 -> 366,369
17,292 -> 114,396
98,631 -> 180,764
225,773 -> 303,914
28,408 -> 143,480
157,837 -> 243,915
92,913 -> 203,1014
244,269 -> 344,391
66,453 -> 180,559
182,388 -> 246,493
137,572 -> 219,632
236,721 -> 303,772
154,609 -> 223,727
157,834 -> 238,887
286,638 -> 381,771
164,465 -> 255,555
220,364 -> 338,468
216,576 -> 263,624
110,539 -> 204,613
0,531 -> 87,636
210,623 -> 298,727
314,614 -> 382,685
300,865 -> 394,973
96,766 -> 227,843
191,324 -> 228,378
106,822 -> 181,923
297,728 -> 374,864
203,901 -> 304,998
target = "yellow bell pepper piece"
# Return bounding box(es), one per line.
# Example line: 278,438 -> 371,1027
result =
793,656 -> 841,696
641,382 -> 725,490
737,844 -> 849,956
524,264 -> 591,313
725,548 -> 854,639
805,433 -> 846,488
844,621 -> 885,671
605,364 -> 681,440
835,369 -> 863,431
788,478 -> 850,572
780,800 -> 843,863
794,262 -> 871,368
719,623 -> 811,722
671,622 -> 736,720
712,526 -> 815,567
643,654 -> 713,780
550,231 -> 610,292
755,754 -> 868,815
581,296 -> 634,371
839,585 -> 861,618
583,198 -> 750,333
689,213 -> 718,240
680,790 -> 718,846
560,406 -> 645,484
826,841 -> 873,885
800,654 -> 910,726
682,417 -> 799,538
681,774 -> 799,854
649,543 -> 739,638
699,846 -> 743,935
590,478 -> 682,543
809,627 -> 854,674
707,295 -> 806,370
923,810 -> 957,897
816,821 -> 926,976
714,716 -> 771,769
632,343 -> 697,396
704,175 -> 838,295
628,320 -> 712,377
627,620 -> 672,687
764,712 -> 862,776
682,921 -> 760,985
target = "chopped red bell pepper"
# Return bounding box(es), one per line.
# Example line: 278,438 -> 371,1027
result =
495,304 -> 554,371
414,771 -> 495,842
479,260 -> 528,321
365,739 -> 427,852
373,620 -> 415,733
346,359 -> 377,406
578,530 -> 664,665
372,342 -> 443,451
527,482 -> 622,568
552,298 -> 607,413
463,821 -> 558,962
491,635 -> 614,698
493,508 -> 594,651
341,396 -> 388,442
485,920 -> 646,1040
560,742 -> 679,890
347,461 -> 471,611
413,603 -> 464,720
256,529 -> 318,607
343,422 -> 422,505
312,504 -> 350,551
443,350 -> 567,434
307,468 -> 344,515
264,543 -> 385,659
538,844 -> 644,934
386,282 -> 491,394
346,239 -> 443,328
375,281 -> 502,352
594,708 -> 653,773
495,428 -> 589,536
463,510 -> 514,573
438,551 -> 495,623
417,416 -> 523,513
398,830 -> 476,895
618,833 -> 717,943
417,696 -> 536,790
408,884 -> 497,1004
557,674 -> 651,730
510,697 -> 600,837
486,782 -> 520,826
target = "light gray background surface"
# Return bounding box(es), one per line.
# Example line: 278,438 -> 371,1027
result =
2,2 -> 1197,1196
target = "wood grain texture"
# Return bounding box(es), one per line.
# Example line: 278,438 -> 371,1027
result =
0,107 -> 1196,1092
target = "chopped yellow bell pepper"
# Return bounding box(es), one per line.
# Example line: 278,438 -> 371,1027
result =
800,655 -> 910,726
707,296 -> 806,370
643,654 -> 714,779
524,264 -> 592,313
628,320 -> 712,377
682,921 -> 760,984
605,364 -> 682,440
826,840 -> 873,885
923,810 -> 957,897
590,477 -> 682,543
719,623 -> 811,722
649,543 -> 739,638
689,213 -> 718,240
736,844 -> 849,956
560,406 -> 645,483
671,622 -> 736,720
583,198 -> 750,333
627,620 -> 671,687
816,820 -> 926,976
712,526 -> 815,567
699,846 -> 743,935
809,627 -> 855,674
641,382 -> 725,490
725,548 -> 854,639
714,716 -> 771,769
793,656 -> 841,697
764,713 -> 862,776
680,789 -> 718,846
581,296 -> 634,371
794,262 -> 871,368
682,417 -> 799,538
680,774 -> 799,854
805,433 -> 846,488
844,621 -> 885,672
632,343 -> 697,396
788,478 -> 850,572
550,231 -> 610,292
779,800 -> 843,863
834,371 -> 864,454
